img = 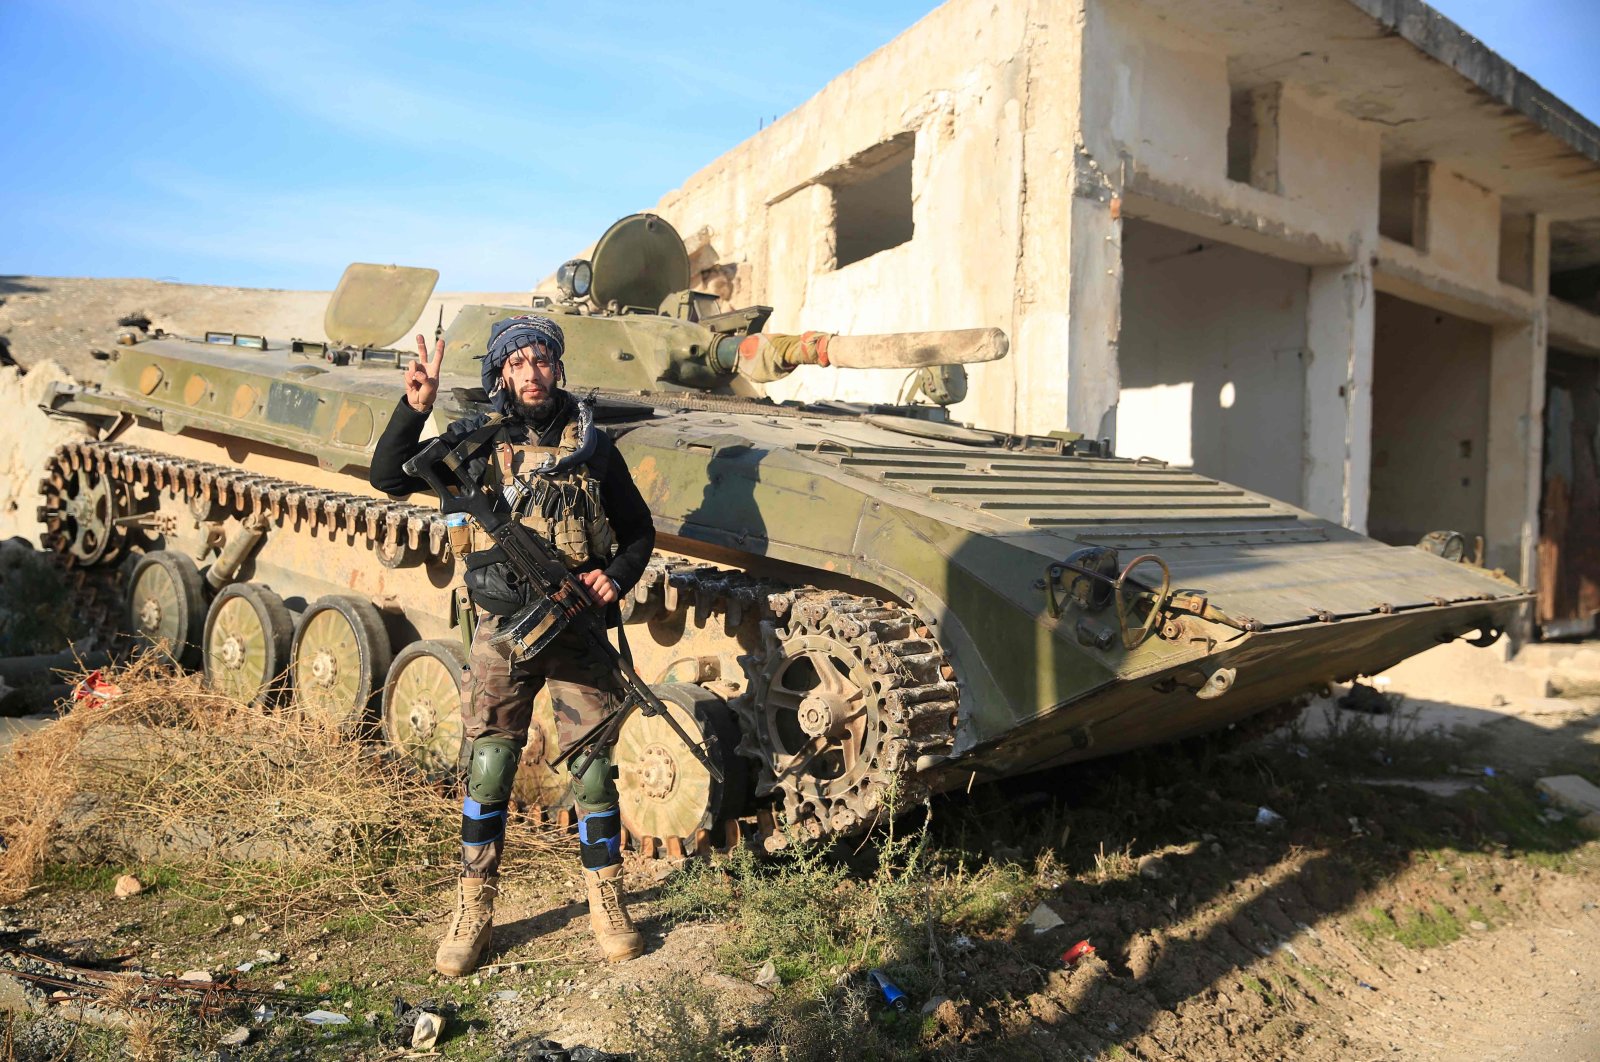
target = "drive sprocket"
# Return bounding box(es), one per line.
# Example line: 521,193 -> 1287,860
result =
38,456 -> 131,567
749,592 -> 958,843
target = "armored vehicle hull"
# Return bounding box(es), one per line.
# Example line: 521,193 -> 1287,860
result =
39,215 -> 1529,854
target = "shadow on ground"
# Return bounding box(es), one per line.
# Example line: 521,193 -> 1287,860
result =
730,697 -> 1600,1060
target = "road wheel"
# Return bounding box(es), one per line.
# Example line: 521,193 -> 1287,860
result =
203,583 -> 293,705
126,551 -> 205,666
290,595 -> 390,732
381,639 -> 467,775
615,683 -> 747,858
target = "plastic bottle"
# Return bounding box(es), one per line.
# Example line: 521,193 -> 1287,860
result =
445,511 -> 471,557
868,969 -> 908,1011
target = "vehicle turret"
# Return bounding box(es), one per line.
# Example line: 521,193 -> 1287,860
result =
426,214 -> 1006,398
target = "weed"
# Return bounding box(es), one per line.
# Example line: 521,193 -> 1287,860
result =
1352,906 -> 1398,946
1354,902 -> 1464,950
1089,841 -> 1139,886
1281,953 -> 1335,994
1396,903 -> 1464,949
1242,974 -> 1277,1007
1288,702 -> 1479,778
1462,780 -> 1589,864
323,909 -> 388,937
767,981 -> 923,1062
123,1006 -> 182,1062
40,862 -> 187,894
653,797 -> 1053,1057
940,859 -> 1036,934
662,841 -> 864,992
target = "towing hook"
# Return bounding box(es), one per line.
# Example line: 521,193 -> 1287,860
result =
1438,625 -> 1502,648
1194,666 -> 1237,700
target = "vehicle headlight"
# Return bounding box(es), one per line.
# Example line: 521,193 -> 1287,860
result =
556,259 -> 593,300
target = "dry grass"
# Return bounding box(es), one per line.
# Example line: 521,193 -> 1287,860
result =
99,977 -> 179,1062
0,652 -> 561,919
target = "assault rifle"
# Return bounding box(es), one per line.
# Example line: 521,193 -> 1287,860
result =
402,420 -> 721,783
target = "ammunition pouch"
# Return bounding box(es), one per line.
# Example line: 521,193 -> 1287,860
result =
463,547 -> 525,617
466,544 -> 572,662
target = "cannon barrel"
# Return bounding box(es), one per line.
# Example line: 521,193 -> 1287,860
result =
718,327 -> 1009,384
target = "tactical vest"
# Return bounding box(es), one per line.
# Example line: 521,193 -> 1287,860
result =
464,411 -> 616,569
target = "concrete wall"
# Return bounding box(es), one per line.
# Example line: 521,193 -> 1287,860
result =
1079,0 -> 1382,526
1421,165 -> 1503,287
1371,189 -> 1549,585
652,0 -> 1082,433
1119,220 -> 1310,505
1368,293 -> 1492,547
1082,0 -> 1227,180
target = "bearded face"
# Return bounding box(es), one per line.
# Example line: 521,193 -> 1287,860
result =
499,344 -> 561,421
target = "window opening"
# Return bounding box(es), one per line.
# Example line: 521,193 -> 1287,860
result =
827,133 -> 915,269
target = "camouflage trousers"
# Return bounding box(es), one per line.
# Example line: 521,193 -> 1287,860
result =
459,613 -> 623,878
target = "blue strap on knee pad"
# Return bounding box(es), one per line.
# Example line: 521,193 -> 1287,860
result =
577,807 -> 622,869
461,796 -> 508,848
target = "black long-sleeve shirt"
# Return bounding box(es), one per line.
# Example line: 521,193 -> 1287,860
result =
368,394 -> 656,594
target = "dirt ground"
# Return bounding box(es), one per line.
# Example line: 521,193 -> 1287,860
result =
3,681 -> 1597,1061
2,277 -> 1600,1060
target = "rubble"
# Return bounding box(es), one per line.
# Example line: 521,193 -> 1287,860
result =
1532,776 -> 1600,838
1023,901 -> 1066,934
218,1026 -> 252,1047
750,959 -> 779,988
1535,775 -> 1600,818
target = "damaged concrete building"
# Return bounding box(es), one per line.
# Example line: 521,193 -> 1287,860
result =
648,0 -> 1600,641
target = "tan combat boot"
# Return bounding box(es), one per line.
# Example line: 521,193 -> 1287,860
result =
434,875 -> 497,977
583,864 -> 644,962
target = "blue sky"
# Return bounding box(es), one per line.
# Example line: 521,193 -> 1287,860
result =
2,0 -> 1595,290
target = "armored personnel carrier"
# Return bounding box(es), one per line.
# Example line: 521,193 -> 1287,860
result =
39,214 -> 1529,855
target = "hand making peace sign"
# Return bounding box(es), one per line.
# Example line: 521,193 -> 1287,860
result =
405,333 -> 445,413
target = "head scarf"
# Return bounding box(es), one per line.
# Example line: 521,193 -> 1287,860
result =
482,315 -> 566,415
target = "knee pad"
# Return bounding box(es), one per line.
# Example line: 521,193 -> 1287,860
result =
570,748 -> 618,813
463,736 -> 520,848
461,736 -> 520,848
577,807 -> 622,870
467,735 -> 520,805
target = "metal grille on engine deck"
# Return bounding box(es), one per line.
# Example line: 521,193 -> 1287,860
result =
806,443 -> 1317,540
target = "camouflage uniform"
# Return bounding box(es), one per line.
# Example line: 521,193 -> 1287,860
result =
458,618 -> 623,877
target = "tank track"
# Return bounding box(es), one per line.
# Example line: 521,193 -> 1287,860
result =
37,439 -> 453,563
37,439 -> 962,854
